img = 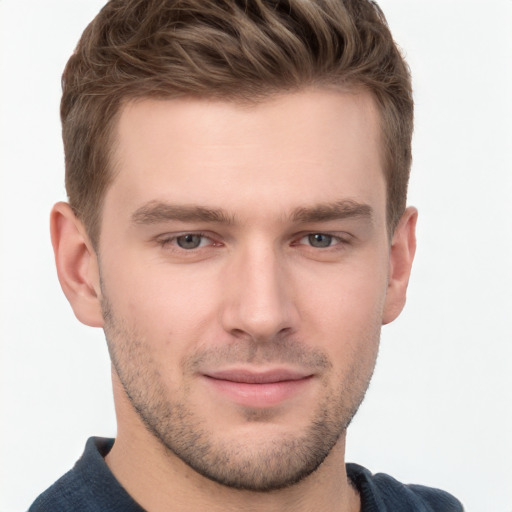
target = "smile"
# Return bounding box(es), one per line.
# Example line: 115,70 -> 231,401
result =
202,369 -> 314,408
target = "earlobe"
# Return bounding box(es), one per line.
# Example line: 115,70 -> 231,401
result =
382,207 -> 418,325
50,202 -> 104,327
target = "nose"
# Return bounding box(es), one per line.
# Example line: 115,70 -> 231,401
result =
220,242 -> 299,342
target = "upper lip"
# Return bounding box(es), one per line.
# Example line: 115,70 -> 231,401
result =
203,368 -> 313,384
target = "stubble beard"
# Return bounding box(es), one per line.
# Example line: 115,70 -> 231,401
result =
102,297 -> 378,492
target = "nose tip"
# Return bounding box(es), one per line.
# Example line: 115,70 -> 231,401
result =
228,305 -> 293,343
220,252 -> 298,342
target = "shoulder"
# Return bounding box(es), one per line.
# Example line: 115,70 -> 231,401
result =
28,437 -> 143,512
347,463 -> 464,512
28,467 -> 92,512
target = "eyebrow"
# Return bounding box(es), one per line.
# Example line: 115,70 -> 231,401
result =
131,201 -> 234,225
131,199 -> 373,226
290,200 -> 373,224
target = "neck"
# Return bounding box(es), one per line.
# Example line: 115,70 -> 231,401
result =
106,374 -> 360,512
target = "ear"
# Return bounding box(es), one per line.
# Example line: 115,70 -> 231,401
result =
382,206 -> 418,325
50,202 -> 104,327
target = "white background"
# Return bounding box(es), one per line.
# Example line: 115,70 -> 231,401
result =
1,1 -> 511,511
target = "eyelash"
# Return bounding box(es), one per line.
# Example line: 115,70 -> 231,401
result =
294,233 -> 349,249
156,232 -> 218,250
156,232 -> 351,252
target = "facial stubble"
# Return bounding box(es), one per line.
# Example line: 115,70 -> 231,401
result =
101,295 -> 379,492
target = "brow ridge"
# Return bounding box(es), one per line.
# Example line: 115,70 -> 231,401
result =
290,200 -> 373,223
131,199 -> 373,226
131,201 -> 234,225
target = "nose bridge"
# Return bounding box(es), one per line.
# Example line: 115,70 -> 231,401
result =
221,238 -> 297,341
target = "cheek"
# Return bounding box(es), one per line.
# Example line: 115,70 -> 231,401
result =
299,260 -> 389,327
294,258 -> 387,367
102,258 -> 221,350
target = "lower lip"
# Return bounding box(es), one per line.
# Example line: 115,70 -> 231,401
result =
203,376 -> 313,408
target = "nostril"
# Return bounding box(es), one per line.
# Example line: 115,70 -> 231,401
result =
230,328 -> 249,340
277,326 -> 294,338
227,326 -> 296,346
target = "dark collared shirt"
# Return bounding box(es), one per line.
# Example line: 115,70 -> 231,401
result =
29,437 -> 464,511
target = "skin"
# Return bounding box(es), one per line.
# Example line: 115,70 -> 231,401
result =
51,88 -> 417,512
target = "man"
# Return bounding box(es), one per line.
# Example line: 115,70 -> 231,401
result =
29,0 -> 463,510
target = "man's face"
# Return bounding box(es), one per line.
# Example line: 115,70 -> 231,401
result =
97,89 -> 395,490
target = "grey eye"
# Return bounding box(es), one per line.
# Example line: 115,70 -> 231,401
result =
176,234 -> 203,249
308,233 -> 333,248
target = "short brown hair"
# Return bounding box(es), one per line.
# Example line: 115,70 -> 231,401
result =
61,0 -> 413,246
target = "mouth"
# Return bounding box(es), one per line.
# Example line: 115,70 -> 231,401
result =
202,368 -> 314,408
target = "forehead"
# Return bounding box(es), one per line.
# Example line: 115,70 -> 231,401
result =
105,88 -> 385,225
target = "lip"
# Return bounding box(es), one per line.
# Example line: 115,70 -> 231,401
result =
202,368 -> 314,408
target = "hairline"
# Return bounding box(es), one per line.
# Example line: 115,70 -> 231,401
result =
86,82 -> 396,250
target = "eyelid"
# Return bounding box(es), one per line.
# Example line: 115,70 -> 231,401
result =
155,231 -> 221,249
152,230 -> 353,251
293,231 -> 353,246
